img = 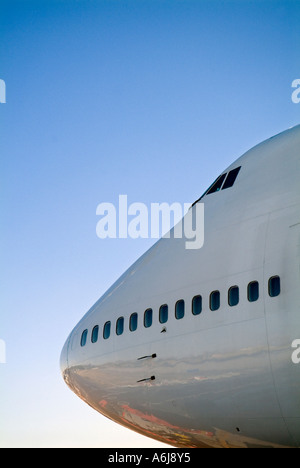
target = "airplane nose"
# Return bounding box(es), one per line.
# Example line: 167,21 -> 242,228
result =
60,337 -> 69,377
60,334 -> 77,393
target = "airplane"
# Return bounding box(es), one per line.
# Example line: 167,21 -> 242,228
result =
61,125 -> 300,448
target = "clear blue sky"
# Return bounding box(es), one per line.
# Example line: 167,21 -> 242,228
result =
0,0 -> 299,447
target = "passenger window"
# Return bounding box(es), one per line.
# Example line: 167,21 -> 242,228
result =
269,276 -> 281,297
91,325 -> 99,343
248,281 -> 259,302
116,317 -> 124,336
192,295 -> 202,315
103,321 -> 111,340
210,291 -> 220,311
130,313 -> 138,332
175,300 -> 185,320
228,286 -> 239,307
81,329 -> 88,347
222,167 -> 241,190
144,309 -> 153,328
159,304 -> 168,324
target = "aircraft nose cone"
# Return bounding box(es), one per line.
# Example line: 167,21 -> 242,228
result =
60,336 -> 76,393
60,338 -> 69,377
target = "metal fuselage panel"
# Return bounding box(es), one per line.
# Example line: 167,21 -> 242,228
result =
62,126 -> 300,448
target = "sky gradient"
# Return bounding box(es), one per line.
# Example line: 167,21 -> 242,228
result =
0,0 -> 299,448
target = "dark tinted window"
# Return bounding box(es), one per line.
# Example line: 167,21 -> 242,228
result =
144,309 -> 153,328
222,167 -> 241,190
192,295 -> 202,315
269,276 -> 281,297
210,291 -> 220,311
159,305 -> 168,324
103,321 -> 111,340
248,281 -> 259,302
116,317 -> 124,336
228,286 -> 239,307
130,313 -> 138,332
175,300 -> 185,320
81,329 -> 88,347
207,174 -> 227,195
91,325 -> 99,343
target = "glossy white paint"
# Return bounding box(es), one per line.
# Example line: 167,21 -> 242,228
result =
61,125 -> 300,448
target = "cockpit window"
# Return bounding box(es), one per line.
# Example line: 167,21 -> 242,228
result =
192,166 -> 242,206
222,167 -> 241,190
207,173 -> 227,195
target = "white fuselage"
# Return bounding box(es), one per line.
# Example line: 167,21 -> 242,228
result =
61,125 -> 300,448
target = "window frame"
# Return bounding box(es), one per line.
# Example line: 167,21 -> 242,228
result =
222,166 -> 241,190
103,321 -> 111,340
80,329 -> 88,347
175,299 -> 185,320
268,276 -> 281,298
210,290 -> 221,311
228,286 -> 239,307
159,304 -> 169,324
192,295 -> 202,316
129,313 -> 138,332
207,173 -> 227,195
116,317 -> 125,336
144,308 -> 153,328
91,325 -> 99,344
248,281 -> 259,302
